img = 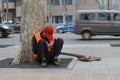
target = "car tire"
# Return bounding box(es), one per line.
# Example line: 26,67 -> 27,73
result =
0,31 -> 3,37
3,34 -> 8,38
0,31 -> 8,38
58,29 -> 64,33
82,31 -> 92,40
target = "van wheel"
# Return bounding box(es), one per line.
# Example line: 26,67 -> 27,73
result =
82,31 -> 92,40
58,29 -> 64,33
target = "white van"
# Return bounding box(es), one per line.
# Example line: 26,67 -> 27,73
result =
74,10 -> 120,40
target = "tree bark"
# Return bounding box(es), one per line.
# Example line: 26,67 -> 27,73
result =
12,0 -> 47,64
96,0 -> 103,10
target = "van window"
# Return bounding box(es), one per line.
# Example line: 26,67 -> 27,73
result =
79,13 -> 95,20
98,13 -> 110,21
114,13 -> 120,21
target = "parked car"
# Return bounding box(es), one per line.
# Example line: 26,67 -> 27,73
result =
55,23 -> 74,33
13,22 -> 21,33
0,24 -> 11,38
8,24 -> 15,33
74,10 -> 120,40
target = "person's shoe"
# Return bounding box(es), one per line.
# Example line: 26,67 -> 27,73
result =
41,60 -> 47,67
53,59 -> 60,66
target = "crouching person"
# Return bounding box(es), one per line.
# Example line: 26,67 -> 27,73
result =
32,26 -> 64,67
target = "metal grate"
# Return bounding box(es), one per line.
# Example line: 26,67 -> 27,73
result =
0,58 -> 73,68
110,44 -> 120,47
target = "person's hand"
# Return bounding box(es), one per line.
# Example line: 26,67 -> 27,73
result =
48,40 -> 54,48
47,43 -> 53,48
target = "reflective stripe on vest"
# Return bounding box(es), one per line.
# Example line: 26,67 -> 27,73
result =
34,31 -> 42,58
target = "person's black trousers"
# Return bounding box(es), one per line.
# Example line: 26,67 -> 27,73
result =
35,38 -> 64,64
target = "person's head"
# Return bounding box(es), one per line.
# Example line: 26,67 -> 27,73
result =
43,26 -> 54,40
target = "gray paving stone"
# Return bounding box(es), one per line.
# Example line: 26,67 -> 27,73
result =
72,62 -> 90,73
68,73 -> 88,80
107,64 -> 120,74
0,73 -> 28,80
26,73 -> 47,80
104,57 -> 120,64
89,74 -> 110,80
112,74 -> 120,80
45,73 -> 68,80
90,63 -> 109,74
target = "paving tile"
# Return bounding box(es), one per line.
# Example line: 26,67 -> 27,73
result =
90,63 -> 108,74
112,74 -> 120,80
45,73 -> 68,80
1,73 -> 29,80
0,78 -> 6,80
107,64 -> 120,74
89,74 -> 110,80
0,73 -> 9,80
72,62 -> 90,73
104,57 -> 120,64
0,73 -> 12,80
68,73 -> 88,80
26,73 -> 47,80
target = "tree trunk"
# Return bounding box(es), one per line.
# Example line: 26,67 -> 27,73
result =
12,0 -> 47,64
96,0 -> 103,10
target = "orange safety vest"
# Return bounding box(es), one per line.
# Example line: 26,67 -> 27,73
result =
33,31 -> 54,58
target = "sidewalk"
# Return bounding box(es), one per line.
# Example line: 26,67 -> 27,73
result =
0,44 -> 120,80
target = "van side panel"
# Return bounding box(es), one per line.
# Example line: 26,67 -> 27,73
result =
75,20 -> 112,35
112,21 -> 120,35
112,13 -> 120,35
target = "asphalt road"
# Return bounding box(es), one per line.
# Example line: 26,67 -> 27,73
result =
0,33 -> 20,46
0,33 -> 120,46
55,33 -> 120,45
